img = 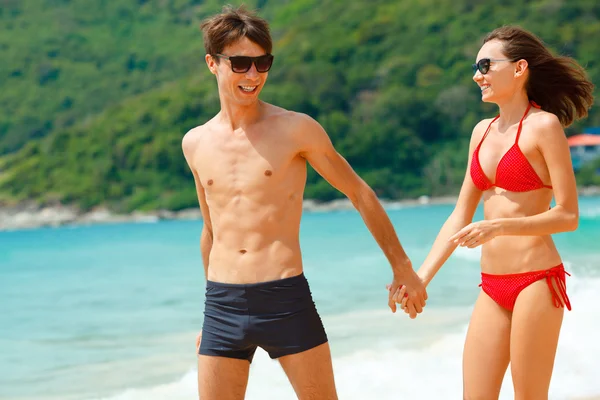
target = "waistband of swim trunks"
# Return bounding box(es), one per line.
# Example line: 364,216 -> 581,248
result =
206,272 -> 307,289
480,263 -> 565,279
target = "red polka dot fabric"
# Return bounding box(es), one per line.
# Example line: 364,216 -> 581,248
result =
470,102 -> 552,192
479,264 -> 572,312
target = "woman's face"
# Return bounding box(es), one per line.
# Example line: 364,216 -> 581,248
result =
473,39 -> 525,104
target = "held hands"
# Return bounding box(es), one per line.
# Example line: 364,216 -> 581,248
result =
388,272 -> 428,319
394,277 -> 426,318
386,264 -> 428,319
448,219 -> 501,248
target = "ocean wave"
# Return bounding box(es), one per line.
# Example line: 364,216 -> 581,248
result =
580,206 -> 600,219
93,276 -> 600,400
451,245 -> 482,262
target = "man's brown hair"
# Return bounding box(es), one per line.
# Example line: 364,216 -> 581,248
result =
200,5 -> 272,58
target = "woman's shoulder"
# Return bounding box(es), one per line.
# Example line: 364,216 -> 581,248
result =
528,110 -> 564,140
529,109 -> 562,129
470,117 -> 496,141
526,110 -> 567,149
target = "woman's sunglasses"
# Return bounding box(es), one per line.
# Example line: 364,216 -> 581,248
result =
472,58 -> 511,75
214,53 -> 274,73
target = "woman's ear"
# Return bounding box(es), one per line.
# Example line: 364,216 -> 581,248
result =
514,59 -> 529,78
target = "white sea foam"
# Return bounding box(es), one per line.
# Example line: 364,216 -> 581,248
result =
94,275 -> 600,400
581,206 -> 600,219
452,245 -> 482,262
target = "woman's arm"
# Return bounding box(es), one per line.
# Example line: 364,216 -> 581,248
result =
451,114 -> 578,248
392,120 -> 488,306
496,114 -> 578,235
416,123 -> 486,285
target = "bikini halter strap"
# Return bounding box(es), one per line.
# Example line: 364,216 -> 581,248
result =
514,102 -> 533,144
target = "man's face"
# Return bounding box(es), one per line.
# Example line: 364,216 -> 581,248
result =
206,37 -> 270,106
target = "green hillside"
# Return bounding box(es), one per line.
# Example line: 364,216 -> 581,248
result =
0,0 -> 598,211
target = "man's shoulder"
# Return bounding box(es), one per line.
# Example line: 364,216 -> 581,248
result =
182,126 -> 201,154
270,108 -> 330,153
182,120 -> 213,158
183,114 -> 221,144
263,103 -> 319,130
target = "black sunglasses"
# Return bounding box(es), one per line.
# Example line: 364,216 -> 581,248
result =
214,53 -> 274,73
472,58 -> 511,75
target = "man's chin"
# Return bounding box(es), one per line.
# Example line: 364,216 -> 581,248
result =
235,95 -> 261,106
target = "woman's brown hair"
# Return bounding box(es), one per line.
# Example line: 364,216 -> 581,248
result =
484,26 -> 594,127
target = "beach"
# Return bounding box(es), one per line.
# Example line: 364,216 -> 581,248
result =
2,186 -> 600,231
1,196 -> 599,399
0,196 -> 457,231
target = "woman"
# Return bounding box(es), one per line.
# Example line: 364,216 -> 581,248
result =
393,26 -> 594,398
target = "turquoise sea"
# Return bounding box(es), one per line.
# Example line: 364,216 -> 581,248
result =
2,197 -> 600,400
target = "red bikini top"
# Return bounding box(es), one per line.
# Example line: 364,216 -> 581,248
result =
470,102 -> 552,192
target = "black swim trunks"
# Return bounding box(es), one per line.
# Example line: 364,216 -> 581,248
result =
198,273 -> 328,362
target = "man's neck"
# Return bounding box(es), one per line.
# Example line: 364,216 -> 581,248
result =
218,100 -> 265,131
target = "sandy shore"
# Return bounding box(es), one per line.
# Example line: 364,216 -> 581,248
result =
0,195 -> 457,232
2,186 -> 599,232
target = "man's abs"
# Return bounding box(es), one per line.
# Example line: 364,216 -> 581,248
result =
207,233 -> 304,284
205,197 -> 305,283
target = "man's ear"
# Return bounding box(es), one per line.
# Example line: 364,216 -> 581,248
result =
205,54 -> 217,75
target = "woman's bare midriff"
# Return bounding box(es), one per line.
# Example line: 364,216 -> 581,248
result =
480,187 -> 562,274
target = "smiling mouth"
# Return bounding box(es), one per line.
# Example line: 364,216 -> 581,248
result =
239,85 -> 258,93
481,85 -> 491,92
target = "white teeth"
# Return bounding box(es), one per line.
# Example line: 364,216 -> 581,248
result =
481,85 -> 490,92
240,86 -> 257,92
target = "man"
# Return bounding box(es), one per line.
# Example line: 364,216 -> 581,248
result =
183,5 -> 427,400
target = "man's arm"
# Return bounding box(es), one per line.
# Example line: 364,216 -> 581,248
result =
182,130 -> 213,280
197,177 -> 213,279
294,114 -> 426,314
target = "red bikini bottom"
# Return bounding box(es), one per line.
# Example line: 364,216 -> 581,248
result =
479,264 -> 572,312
